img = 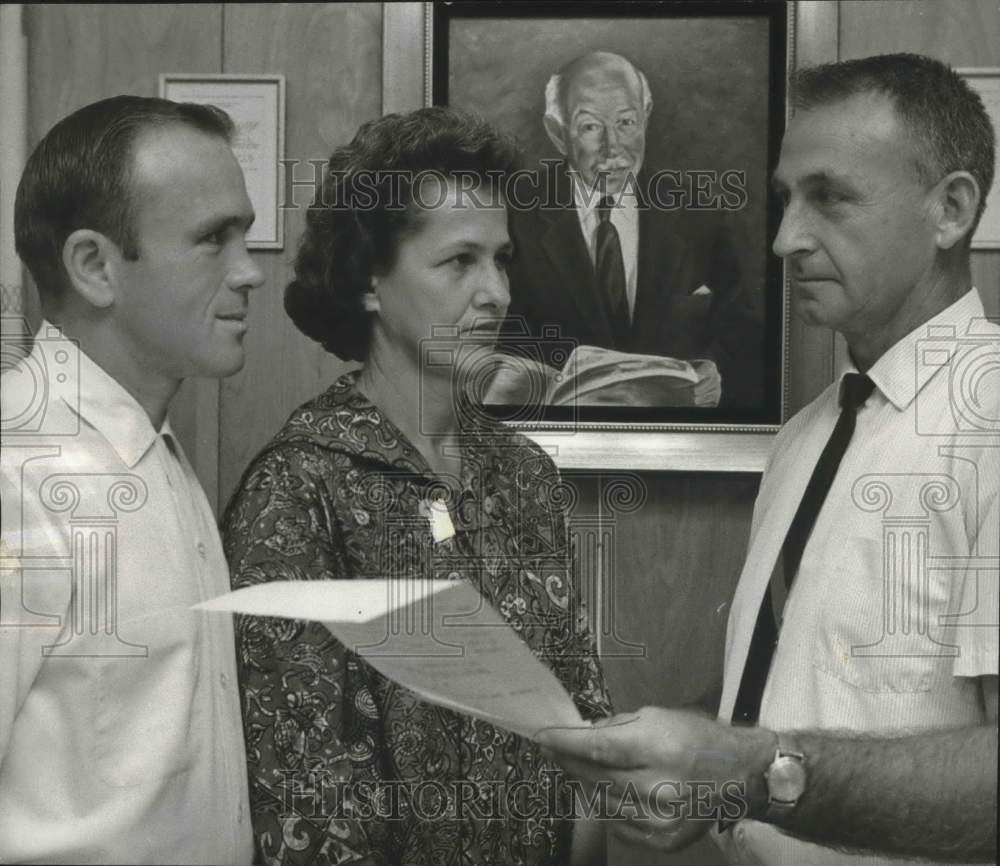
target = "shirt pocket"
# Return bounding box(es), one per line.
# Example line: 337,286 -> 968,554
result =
809,537 -> 958,694
93,605 -> 199,788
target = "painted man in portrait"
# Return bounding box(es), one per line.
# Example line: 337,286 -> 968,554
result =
504,51 -> 765,408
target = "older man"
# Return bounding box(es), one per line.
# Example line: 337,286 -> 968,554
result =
1,96 -> 264,862
505,50 -> 763,407
539,54 -> 998,865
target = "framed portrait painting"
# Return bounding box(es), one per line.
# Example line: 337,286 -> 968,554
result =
423,1 -> 789,441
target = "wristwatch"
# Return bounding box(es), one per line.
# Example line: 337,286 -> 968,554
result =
764,732 -> 807,820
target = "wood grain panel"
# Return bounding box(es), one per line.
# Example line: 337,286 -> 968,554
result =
25,2 -> 222,140
24,3 -> 224,506
598,471 -> 759,866
218,3 -> 381,510
786,1 -> 840,413
839,0 -> 1000,63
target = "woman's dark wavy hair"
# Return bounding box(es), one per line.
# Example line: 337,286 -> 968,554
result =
285,107 -> 521,361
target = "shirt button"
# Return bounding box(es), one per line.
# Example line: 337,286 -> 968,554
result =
197,541 -> 206,559
238,803 -> 245,823
220,672 -> 228,688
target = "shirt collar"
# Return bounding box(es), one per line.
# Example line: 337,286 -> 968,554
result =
840,289 -> 987,411
39,319 -> 161,468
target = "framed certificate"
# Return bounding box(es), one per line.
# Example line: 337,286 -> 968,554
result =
159,73 -> 286,249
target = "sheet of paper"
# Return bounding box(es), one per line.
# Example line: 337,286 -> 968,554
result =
196,579 -> 589,740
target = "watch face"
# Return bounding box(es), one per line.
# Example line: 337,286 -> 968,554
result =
768,755 -> 807,803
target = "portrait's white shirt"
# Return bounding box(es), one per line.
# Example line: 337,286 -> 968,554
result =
0,323 -> 252,864
572,173 -> 640,320
715,289 -> 999,866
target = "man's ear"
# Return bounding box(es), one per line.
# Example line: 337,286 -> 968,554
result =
931,170 -> 981,250
543,115 -> 569,156
62,229 -> 120,308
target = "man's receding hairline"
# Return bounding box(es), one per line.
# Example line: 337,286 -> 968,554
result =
792,88 -> 938,186
124,122 -> 243,256
129,122 -> 237,189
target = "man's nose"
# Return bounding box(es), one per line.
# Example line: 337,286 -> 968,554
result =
228,242 -> 266,292
772,199 -> 816,260
601,124 -> 623,156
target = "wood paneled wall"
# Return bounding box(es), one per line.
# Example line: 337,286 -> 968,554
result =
216,3 -> 379,508
19,5 -> 1000,866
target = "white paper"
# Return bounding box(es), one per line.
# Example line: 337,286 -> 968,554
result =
196,579 -> 588,739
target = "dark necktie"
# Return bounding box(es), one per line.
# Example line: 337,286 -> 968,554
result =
595,196 -> 630,340
732,373 -> 876,724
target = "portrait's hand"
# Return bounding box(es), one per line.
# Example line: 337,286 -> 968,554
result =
537,708 -> 775,852
692,360 -> 722,407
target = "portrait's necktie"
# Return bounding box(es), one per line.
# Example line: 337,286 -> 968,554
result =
595,196 -> 630,339
732,373 -> 876,724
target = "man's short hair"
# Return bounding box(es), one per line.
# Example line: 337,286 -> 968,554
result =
544,53 -> 653,128
14,95 -> 234,307
791,53 -> 996,241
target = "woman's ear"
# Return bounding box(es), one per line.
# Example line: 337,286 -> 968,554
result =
61,229 -> 119,309
930,170 -> 980,251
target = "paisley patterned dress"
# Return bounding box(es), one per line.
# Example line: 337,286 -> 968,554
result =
222,372 -> 611,866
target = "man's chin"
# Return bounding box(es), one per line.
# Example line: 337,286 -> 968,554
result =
796,303 -> 842,331
195,350 -> 246,380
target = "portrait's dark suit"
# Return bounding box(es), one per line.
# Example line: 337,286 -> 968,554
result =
504,162 -> 765,407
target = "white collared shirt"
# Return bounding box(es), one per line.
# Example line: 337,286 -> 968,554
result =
1,323 -> 252,864
572,174 -> 640,320
716,290 -> 999,866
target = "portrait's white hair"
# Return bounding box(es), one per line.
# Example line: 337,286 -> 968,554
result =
544,54 -> 653,127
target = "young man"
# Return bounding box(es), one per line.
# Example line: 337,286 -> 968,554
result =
1,95 -> 264,863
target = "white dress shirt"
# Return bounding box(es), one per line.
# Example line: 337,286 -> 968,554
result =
716,289 -> 999,866
1,323 -> 252,864
572,174 -> 640,320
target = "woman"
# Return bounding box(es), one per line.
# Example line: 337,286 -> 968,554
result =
223,107 -> 611,866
